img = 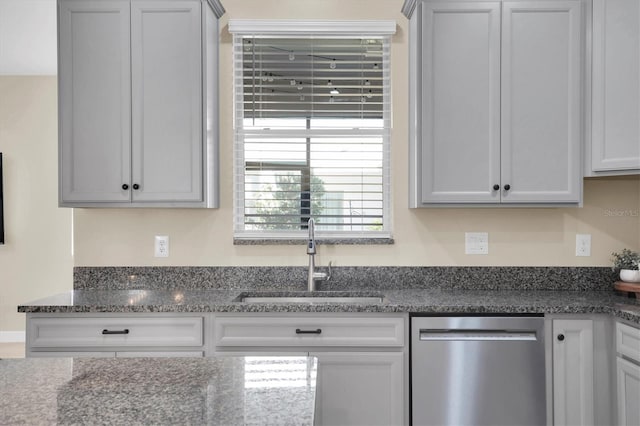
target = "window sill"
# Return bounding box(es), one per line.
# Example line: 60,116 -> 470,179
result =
233,237 -> 394,246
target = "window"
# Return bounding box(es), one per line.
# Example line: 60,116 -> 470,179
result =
230,21 -> 395,242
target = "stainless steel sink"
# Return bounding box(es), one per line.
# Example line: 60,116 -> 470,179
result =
236,292 -> 385,304
241,296 -> 384,303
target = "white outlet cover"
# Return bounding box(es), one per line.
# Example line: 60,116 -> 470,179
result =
154,235 -> 169,258
575,234 -> 591,257
465,232 -> 489,255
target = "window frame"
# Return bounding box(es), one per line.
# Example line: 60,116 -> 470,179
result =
230,20 -> 396,243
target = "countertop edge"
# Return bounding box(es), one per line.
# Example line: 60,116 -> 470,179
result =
17,291 -> 640,325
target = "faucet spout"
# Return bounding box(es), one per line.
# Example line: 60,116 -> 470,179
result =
307,218 -> 330,291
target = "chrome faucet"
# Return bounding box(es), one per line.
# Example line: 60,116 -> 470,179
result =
307,218 -> 332,291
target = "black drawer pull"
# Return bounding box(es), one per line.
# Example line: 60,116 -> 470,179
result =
295,328 -> 322,335
102,329 -> 130,335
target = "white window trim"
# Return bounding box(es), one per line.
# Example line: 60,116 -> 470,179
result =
228,20 -> 397,36
231,20 -> 396,243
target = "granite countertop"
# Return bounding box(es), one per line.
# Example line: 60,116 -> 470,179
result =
0,356 -> 317,425
17,288 -> 640,325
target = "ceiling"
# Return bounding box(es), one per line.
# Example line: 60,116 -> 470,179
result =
0,0 -> 57,75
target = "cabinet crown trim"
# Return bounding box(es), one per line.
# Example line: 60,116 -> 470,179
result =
402,0 -> 417,18
228,20 -> 396,35
205,0 -> 225,18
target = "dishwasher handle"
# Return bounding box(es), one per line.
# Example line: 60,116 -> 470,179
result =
419,329 -> 537,341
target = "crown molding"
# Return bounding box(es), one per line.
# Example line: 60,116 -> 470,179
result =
228,20 -> 396,36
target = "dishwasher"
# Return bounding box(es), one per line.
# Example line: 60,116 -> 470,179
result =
411,315 -> 546,426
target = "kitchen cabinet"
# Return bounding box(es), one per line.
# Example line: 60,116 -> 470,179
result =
589,0 -> 640,176
616,321 -> 640,425
25,313 -> 205,357
405,0 -> 582,206
57,0 -> 223,207
550,315 -> 616,426
552,318 -> 595,426
310,351 -> 404,426
212,313 -> 408,426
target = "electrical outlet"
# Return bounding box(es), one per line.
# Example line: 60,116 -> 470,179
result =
576,234 -> 591,257
154,235 -> 169,258
465,232 -> 489,255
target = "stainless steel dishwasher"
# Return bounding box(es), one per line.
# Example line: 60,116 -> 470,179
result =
411,316 -> 546,426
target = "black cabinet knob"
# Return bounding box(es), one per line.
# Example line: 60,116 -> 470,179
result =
122,184 -> 129,190
133,184 -> 140,190
493,184 -> 500,191
557,334 -> 565,341
504,184 -> 511,191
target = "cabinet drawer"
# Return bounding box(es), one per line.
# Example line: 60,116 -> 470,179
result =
214,315 -> 405,348
115,351 -> 204,358
29,317 -> 203,348
617,322 -> 640,362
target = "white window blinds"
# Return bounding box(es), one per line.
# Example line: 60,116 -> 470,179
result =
231,21 -> 394,240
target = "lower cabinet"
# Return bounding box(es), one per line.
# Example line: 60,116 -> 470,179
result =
25,313 -> 205,357
212,313 -> 408,426
30,310 -> 639,426
550,315 -> 615,426
617,358 -> 640,426
552,318 -> 595,426
310,351 -> 404,426
616,321 -> 640,426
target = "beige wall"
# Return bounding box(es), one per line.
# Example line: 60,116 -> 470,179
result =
73,0 -> 640,268
0,76 -> 73,334
72,178 -> 640,267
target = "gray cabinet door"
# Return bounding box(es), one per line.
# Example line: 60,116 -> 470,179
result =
501,1 -> 582,203
411,0 -> 583,206
591,0 -> 640,173
58,0 -> 131,203
130,0 -> 203,202
617,358 -> 640,426
311,351 -> 405,426
552,319 -> 595,426
419,2 -> 501,203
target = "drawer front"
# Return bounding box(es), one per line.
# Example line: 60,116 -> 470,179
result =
115,351 -> 204,358
214,315 -> 405,348
29,317 -> 203,348
617,322 -> 640,363
28,351 -> 116,358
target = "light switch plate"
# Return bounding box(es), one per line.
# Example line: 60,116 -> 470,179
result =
465,232 -> 489,255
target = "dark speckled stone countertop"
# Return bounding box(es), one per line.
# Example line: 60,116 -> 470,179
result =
17,288 -> 640,325
0,356 -> 317,426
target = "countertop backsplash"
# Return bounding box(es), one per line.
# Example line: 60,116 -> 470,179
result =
73,266 -> 618,292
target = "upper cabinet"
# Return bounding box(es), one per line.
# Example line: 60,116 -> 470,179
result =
58,0 -> 224,207
589,0 -> 640,175
404,0 -> 583,206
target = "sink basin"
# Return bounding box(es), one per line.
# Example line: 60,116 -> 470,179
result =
242,296 -> 384,303
236,292 -> 384,304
